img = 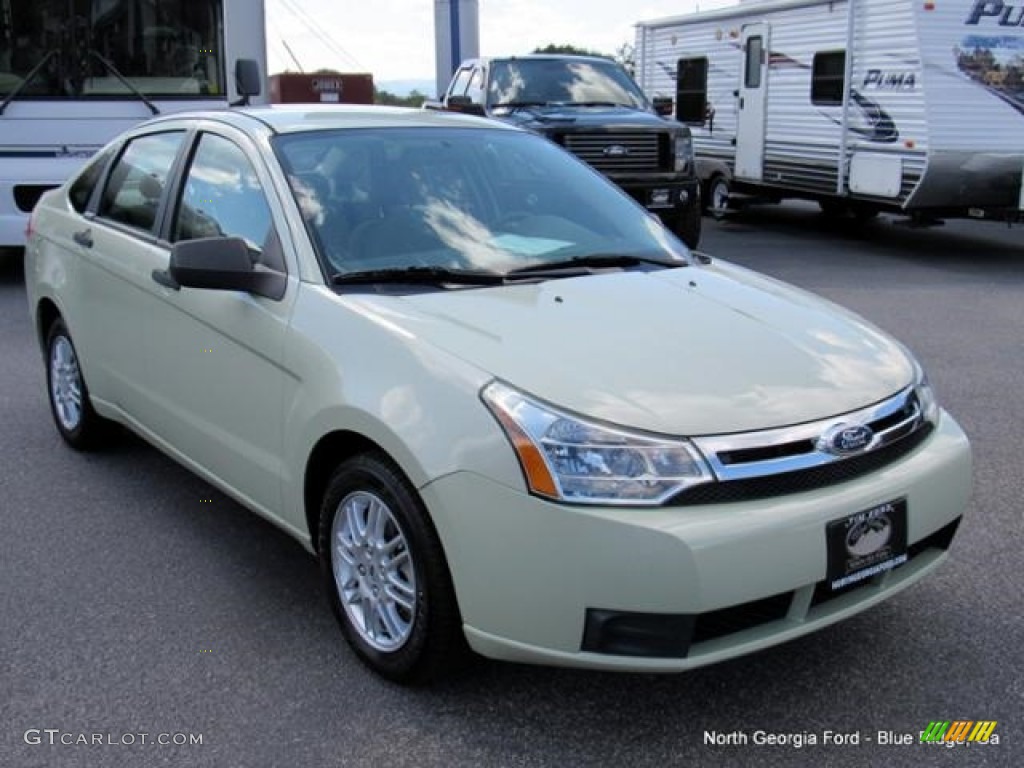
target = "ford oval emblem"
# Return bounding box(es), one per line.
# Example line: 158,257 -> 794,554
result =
603,144 -> 630,158
818,423 -> 874,456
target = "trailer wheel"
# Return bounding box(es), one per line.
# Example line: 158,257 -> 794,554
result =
706,175 -> 731,217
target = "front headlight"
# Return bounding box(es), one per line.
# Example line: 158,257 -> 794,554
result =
913,363 -> 940,425
482,381 -> 713,506
674,133 -> 694,174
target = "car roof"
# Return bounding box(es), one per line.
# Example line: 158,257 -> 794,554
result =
471,54 -> 617,65
139,104 -> 509,136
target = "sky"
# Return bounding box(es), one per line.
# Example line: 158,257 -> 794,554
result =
265,0 -> 738,87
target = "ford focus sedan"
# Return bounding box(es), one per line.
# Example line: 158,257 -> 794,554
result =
25,106 -> 971,683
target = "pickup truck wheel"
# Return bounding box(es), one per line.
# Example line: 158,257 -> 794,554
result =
318,453 -> 466,684
45,318 -> 113,451
706,175 -> 731,217
670,203 -> 702,249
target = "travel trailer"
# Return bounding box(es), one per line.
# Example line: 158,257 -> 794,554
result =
635,0 -> 1024,224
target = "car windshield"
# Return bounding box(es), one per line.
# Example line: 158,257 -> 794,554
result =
273,127 -> 689,283
488,58 -> 648,109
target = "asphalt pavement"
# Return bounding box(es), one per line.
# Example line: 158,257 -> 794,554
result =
1,206 -> 1021,767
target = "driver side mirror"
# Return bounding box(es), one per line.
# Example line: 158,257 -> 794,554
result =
445,95 -> 486,116
165,236 -> 286,300
652,96 -> 674,117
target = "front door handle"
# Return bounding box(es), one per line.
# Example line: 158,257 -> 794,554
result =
73,229 -> 93,248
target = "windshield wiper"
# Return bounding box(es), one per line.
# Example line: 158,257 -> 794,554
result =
505,253 -> 683,278
0,50 -> 59,115
88,51 -> 159,115
491,100 -> 552,109
332,266 -> 505,287
570,101 -> 626,108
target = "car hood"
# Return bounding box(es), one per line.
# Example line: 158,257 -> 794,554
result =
354,262 -> 914,436
495,105 -> 670,132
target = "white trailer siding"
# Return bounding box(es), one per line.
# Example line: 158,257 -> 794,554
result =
636,20 -> 739,173
758,2 -> 850,196
846,0 -> 928,202
917,2 -> 1024,152
911,2 -> 1024,210
637,0 -> 1024,218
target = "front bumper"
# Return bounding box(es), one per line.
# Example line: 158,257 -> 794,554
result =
420,410 -> 971,672
609,174 -> 700,214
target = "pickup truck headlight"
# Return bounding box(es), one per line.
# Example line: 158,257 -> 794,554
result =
674,134 -> 694,174
482,381 -> 713,505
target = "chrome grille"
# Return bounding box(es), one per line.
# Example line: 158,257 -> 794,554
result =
673,387 -> 930,505
561,131 -> 664,173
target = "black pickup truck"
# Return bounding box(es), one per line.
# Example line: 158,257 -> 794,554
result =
425,55 -> 702,248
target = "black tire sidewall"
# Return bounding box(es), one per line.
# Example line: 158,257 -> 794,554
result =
317,453 -> 459,683
708,177 -> 730,212
45,319 -> 98,449
677,202 -> 702,249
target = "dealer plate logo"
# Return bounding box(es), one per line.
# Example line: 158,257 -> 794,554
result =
845,513 -> 891,557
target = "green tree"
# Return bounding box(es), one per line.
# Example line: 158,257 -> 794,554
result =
614,42 -> 636,77
374,87 -> 427,107
533,44 -> 607,57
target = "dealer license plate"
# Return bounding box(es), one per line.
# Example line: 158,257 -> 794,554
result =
826,499 -> 908,591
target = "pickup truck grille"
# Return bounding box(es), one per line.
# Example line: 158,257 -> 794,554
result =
561,132 -> 666,173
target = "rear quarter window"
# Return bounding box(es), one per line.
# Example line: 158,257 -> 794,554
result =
69,147 -> 115,213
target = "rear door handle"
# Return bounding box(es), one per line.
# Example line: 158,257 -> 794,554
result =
73,229 -> 93,248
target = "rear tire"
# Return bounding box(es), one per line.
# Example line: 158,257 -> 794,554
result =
45,318 -> 113,451
318,453 -> 465,684
706,175 -> 731,217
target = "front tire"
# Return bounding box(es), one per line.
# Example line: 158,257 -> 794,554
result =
45,318 -> 112,450
318,453 -> 465,683
671,202 -> 702,249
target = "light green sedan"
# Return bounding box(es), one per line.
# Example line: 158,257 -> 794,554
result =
25,105 -> 971,683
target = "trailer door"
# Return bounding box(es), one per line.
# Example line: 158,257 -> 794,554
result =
735,23 -> 769,182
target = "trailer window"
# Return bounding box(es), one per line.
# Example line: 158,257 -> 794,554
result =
744,37 -> 763,88
676,57 -> 708,124
812,51 -> 846,106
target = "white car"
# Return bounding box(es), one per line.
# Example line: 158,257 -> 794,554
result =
25,106 -> 971,683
